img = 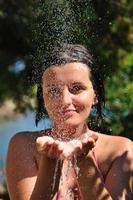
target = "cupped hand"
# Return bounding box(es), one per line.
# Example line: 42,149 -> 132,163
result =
36,136 -> 78,159
36,136 -> 63,159
36,131 -> 98,160
62,131 -> 98,159
76,131 -> 98,158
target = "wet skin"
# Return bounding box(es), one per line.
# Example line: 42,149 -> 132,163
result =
42,62 -> 96,139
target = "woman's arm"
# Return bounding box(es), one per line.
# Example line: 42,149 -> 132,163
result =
104,139 -> 133,200
77,138 -> 133,200
6,132 -> 61,200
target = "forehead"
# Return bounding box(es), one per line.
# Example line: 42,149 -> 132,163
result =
42,62 -> 91,85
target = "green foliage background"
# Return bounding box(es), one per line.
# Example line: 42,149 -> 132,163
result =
0,0 -> 132,139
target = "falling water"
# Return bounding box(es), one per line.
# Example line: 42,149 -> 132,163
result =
29,0 -> 108,198
50,158 -> 60,199
51,155 -> 80,199
30,0 -> 96,84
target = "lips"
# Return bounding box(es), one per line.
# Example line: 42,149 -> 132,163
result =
63,109 -> 76,115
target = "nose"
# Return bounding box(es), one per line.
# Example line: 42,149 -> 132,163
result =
61,87 -> 72,107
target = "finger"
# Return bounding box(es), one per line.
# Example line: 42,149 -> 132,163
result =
36,136 -> 53,147
47,140 -> 65,159
83,138 -> 95,150
80,131 -> 98,142
47,141 -> 59,158
82,132 -> 98,146
36,136 -> 53,143
58,142 -> 64,152
47,143 -> 56,158
37,142 -> 51,154
73,140 -> 82,154
36,136 -> 54,153
80,139 -> 95,157
90,133 -> 98,142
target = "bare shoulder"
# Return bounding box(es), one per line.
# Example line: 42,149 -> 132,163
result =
95,133 -> 133,178
97,133 -> 133,157
8,129 -> 49,153
7,131 -> 36,158
6,130 -> 49,178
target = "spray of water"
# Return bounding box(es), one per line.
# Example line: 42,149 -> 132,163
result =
30,1 -> 98,198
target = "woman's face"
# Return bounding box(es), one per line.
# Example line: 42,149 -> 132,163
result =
42,62 -> 96,127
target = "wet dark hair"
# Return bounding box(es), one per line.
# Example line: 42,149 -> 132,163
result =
35,44 -> 105,125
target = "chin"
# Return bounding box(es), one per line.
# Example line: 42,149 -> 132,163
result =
59,117 -> 85,127
52,112 -> 89,127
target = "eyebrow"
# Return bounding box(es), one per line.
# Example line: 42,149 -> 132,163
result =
70,81 -> 84,85
69,81 -> 88,87
45,81 -> 87,87
45,83 -> 62,88
45,84 -> 56,87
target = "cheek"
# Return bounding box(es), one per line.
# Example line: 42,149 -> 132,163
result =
44,95 -> 59,116
75,92 -> 95,109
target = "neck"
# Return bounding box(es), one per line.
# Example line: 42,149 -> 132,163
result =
51,123 -> 89,141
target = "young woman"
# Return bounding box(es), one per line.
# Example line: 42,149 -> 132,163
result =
6,44 -> 133,200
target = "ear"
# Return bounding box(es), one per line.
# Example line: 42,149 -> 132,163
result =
92,95 -> 98,106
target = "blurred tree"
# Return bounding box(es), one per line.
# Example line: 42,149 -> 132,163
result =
0,0 -> 34,112
0,0 -> 132,139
